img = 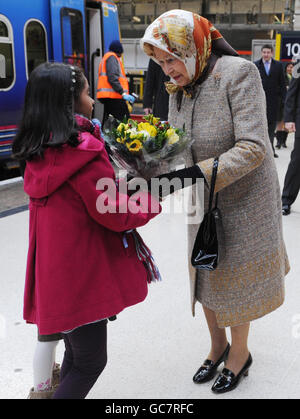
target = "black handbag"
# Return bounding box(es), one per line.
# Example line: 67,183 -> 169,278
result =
191,157 -> 223,271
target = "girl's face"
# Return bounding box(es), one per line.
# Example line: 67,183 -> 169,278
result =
75,77 -> 95,119
153,46 -> 191,86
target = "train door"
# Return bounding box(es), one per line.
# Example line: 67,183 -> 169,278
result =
100,1 -> 121,54
86,2 -> 103,121
49,0 -> 87,72
85,0 -> 121,121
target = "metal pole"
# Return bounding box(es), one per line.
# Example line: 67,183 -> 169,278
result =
258,0 -> 262,29
295,0 -> 300,29
229,0 -> 232,28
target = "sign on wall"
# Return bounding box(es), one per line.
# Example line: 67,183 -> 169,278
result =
275,31 -> 300,61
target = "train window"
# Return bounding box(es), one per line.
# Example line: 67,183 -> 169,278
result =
0,21 -> 8,37
25,20 -> 48,77
60,8 -> 85,69
0,15 -> 15,90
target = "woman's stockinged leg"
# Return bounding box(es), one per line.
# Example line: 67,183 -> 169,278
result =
226,322 -> 250,376
202,305 -> 229,362
53,320 -> 108,399
202,306 -> 250,374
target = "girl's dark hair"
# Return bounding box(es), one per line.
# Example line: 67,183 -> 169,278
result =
12,62 -> 86,161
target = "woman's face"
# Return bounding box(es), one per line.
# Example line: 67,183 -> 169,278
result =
153,46 -> 191,86
286,64 -> 293,75
75,77 -> 95,119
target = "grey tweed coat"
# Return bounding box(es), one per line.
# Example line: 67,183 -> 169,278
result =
168,55 -> 290,328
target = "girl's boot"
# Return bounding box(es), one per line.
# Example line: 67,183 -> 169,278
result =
27,385 -> 58,399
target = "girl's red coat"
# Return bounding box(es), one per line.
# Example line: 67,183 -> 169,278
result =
23,119 -> 161,334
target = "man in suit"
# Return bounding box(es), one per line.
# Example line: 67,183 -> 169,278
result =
281,66 -> 300,215
255,45 -> 286,157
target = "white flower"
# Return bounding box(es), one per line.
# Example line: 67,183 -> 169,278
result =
138,130 -> 151,140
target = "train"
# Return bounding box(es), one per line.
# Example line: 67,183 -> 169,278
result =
0,0 -> 121,170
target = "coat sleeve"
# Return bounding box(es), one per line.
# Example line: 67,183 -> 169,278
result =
284,76 -> 300,123
197,61 -> 267,193
106,55 -> 124,95
68,147 -> 161,232
278,61 -> 287,104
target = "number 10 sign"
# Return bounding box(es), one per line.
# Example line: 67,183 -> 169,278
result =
276,31 -> 300,61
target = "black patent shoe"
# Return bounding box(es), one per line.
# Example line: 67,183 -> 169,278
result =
193,344 -> 230,384
211,353 -> 252,394
282,205 -> 291,216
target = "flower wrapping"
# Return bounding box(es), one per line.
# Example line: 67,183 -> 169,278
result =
103,114 -> 193,178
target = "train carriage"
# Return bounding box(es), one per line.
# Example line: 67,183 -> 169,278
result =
0,0 -> 121,169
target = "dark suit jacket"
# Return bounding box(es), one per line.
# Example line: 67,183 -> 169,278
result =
284,75 -> 300,128
254,58 -> 286,124
143,59 -> 170,120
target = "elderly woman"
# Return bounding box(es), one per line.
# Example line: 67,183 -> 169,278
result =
140,10 -> 290,394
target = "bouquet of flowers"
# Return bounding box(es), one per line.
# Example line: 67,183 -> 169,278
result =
103,114 -> 193,178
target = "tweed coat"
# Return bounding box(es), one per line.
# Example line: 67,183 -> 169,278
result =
168,55 -> 290,328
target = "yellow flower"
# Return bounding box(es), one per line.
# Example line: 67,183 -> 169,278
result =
168,133 -> 180,145
116,137 -> 125,144
137,132 -> 146,141
126,139 -> 143,152
138,122 -> 157,137
117,123 -> 126,133
166,128 -> 175,138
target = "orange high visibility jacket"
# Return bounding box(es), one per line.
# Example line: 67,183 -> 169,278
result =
97,52 -> 129,100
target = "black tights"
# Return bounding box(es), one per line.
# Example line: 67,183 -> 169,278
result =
52,320 -> 108,399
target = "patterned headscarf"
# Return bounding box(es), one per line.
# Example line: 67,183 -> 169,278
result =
140,10 -> 238,97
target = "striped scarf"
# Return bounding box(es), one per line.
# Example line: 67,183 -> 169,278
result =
122,230 -> 162,283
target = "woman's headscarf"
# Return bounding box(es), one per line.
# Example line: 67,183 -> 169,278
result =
140,10 -> 238,97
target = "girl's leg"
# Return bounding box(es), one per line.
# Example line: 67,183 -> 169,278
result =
53,320 -> 108,399
226,322 -> 250,375
202,305 -> 229,361
59,332 -> 73,383
33,340 -> 60,391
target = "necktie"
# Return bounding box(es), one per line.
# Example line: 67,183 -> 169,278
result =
265,61 -> 270,75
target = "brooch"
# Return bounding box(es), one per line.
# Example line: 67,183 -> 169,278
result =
214,73 -> 221,88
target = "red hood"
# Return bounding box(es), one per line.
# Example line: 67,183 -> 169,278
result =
24,115 -> 105,198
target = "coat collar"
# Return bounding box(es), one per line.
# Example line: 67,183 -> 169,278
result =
75,114 -> 102,142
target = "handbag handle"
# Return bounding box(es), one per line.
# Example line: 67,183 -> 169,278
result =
208,157 -> 219,212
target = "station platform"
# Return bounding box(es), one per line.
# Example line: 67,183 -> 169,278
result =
0,135 -> 300,399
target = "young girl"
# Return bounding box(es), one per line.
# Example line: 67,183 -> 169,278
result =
13,62 -> 161,399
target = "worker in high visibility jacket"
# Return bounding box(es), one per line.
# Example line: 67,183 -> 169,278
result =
97,40 -> 135,125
